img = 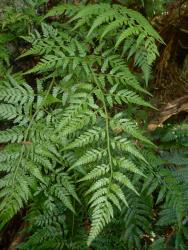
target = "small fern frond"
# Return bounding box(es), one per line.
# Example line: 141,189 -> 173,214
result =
0,126 -> 24,143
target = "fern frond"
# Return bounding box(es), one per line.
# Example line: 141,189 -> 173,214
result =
112,136 -> 147,162
73,149 -> 107,168
0,126 -> 24,143
0,3 -> 162,248
79,164 -> 110,181
65,127 -> 105,150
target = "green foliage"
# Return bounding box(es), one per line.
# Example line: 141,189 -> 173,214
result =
0,2 -> 159,248
142,124 -> 188,250
1,1 -> 187,250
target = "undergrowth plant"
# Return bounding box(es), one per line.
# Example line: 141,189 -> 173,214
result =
1,1 -> 187,250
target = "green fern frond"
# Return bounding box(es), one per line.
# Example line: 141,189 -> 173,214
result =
0,2 -> 162,248
64,127 -> 105,150
73,149 -> 107,168
0,126 -> 24,143
112,136 -> 147,162
79,164 -> 110,182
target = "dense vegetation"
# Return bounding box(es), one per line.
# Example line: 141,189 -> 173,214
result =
0,0 -> 188,249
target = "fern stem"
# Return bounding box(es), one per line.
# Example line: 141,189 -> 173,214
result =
104,102 -> 113,179
71,198 -> 75,237
91,69 -> 113,179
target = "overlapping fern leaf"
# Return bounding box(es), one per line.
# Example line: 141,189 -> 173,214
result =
46,3 -> 162,84
0,72 -> 78,230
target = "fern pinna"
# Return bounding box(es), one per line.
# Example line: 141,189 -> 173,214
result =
0,3 -> 160,249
